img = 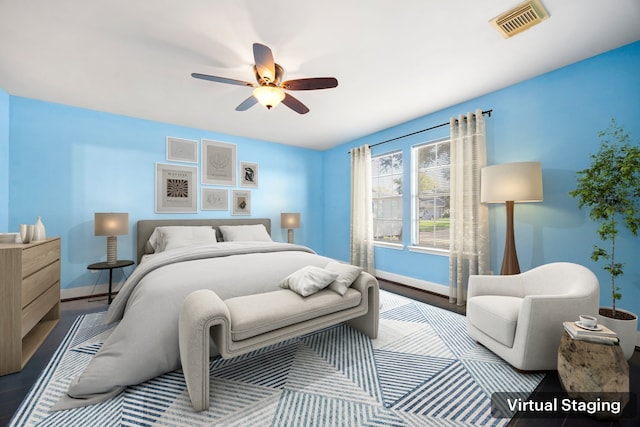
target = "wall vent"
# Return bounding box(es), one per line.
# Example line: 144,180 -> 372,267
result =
490,0 -> 549,38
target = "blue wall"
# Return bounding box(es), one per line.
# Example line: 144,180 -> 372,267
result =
8,98 -> 324,290
324,41 -> 640,316
4,41 -> 640,319
0,88 -> 9,230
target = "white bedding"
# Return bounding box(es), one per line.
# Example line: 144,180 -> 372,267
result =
55,241 -> 334,409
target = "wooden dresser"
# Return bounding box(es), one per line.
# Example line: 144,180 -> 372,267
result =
0,237 -> 61,375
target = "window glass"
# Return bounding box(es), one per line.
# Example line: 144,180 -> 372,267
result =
414,140 -> 450,250
371,151 -> 403,242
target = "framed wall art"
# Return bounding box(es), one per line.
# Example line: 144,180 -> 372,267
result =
202,139 -> 236,186
166,137 -> 198,163
232,190 -> 251,215
155,163 -> 197,213
201,188 -> 229,211
239,161 -> 259,187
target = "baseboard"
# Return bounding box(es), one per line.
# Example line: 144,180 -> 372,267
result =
374,269 -> 449,297
61,283 -> 114,301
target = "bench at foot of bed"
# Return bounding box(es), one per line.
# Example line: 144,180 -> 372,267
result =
178,272 -> 379,412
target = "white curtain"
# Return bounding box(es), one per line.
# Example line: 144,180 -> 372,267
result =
350,144 -> 375,274
449,110 -> 490,305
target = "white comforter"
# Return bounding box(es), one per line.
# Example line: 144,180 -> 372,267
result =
55,242 -> 333,409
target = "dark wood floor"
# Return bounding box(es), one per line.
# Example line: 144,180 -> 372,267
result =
0,304 -> 106,427
1,282 -> 638,426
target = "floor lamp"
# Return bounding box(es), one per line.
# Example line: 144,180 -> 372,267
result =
481,162 -> 543,275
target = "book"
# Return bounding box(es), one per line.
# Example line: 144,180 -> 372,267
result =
562,321 -> 619,345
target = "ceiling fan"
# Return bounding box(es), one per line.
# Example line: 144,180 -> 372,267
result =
191,43 -> 338,114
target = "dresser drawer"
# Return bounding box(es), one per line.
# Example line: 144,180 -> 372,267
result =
22,239 -> 60,278
22,260 -> 60,309
22,283 -> 59,339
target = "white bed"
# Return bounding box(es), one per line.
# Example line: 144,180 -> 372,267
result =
55,218 -> 374,410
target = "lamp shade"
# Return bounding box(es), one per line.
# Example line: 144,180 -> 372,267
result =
253,86 -> 285,109
94,213 -> 129,236
481,162 -> 543,203
281,213 -> 301,229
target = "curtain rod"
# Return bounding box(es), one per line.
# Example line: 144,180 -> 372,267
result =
348,109 -> 493,153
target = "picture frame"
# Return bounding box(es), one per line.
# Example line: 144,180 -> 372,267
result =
155,163 -> 197,213
239,161 -> 259,187
232,190 -> 251,215
166,137 -> 198,163
202,139 -> 237,186
201,188 -> 229,211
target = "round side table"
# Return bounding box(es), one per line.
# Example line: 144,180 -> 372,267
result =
87,260 -> 134,304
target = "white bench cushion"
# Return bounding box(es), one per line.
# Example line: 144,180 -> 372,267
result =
467,295 -> 522,348
225,288 -> 361,341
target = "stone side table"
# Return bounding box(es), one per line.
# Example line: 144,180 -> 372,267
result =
557,331 -> 629,419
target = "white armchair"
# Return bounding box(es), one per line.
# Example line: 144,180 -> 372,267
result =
466,262 -> 599,371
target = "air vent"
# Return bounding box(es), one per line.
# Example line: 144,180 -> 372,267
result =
490,0 -> 549,38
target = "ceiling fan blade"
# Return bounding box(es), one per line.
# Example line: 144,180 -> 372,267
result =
253,43 -> 276,82
281,93 -> 310,114
191,73 -> 254,87
282,77 -> 338,91
235,95 -> 258,111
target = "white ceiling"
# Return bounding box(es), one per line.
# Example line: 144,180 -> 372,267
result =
1,1 -> 639,150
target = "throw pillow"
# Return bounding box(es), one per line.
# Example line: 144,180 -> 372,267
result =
219,224 -> 272,242
325,261 -> 363,295
279,266 -> 339,297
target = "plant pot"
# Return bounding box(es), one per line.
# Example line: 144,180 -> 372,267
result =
597,307 -> 638,360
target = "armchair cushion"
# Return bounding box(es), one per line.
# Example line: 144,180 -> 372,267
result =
467,295 -> 522,347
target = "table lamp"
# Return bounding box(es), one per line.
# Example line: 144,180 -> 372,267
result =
481,162 -> 542,275
95,212 -> 129,265
281,213 -> 301,244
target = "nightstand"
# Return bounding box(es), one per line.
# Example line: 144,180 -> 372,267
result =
87,260 -> 134,304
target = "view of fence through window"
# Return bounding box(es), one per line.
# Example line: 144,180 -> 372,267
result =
371,151 -> 403,242
414,140 -> 450,249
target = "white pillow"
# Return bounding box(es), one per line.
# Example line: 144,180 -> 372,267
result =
148,226 -> 217,252
325,261 -> 363,295
279,266 -> 339,297
219,224 -> 272,242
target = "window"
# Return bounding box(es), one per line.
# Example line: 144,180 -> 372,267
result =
371,151 -> 402,242
413,140 -> 450,250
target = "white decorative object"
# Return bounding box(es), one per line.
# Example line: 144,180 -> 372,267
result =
25,225 -> 35,243
33,216 -> 46,241
19,224 -> 29,243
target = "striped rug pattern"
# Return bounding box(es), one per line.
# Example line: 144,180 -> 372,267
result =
10,290 -> 544,426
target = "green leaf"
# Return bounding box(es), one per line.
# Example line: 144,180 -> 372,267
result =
569,118 -> 640,306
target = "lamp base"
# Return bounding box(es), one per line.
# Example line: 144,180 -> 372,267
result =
501,201 -> 520,275
287,229 -> 294,244
106,236 -> 118,265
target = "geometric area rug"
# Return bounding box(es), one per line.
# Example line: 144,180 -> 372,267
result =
10,290 -> 544,427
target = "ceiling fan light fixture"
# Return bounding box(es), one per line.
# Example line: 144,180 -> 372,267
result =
253,85 -> 285,109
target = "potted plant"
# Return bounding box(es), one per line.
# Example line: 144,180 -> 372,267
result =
569,118 -> 639,359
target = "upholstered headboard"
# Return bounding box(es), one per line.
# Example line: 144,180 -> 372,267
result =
136,218 -> 271,263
